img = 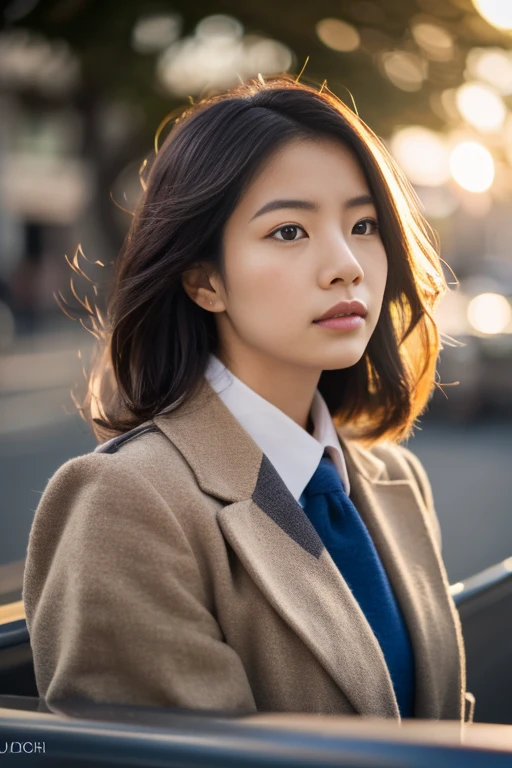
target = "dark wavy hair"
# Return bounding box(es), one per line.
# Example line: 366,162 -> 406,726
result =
68,74 -> 448,447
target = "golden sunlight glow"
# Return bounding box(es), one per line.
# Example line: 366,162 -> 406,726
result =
316,18 -> 360,52
433,289 -> 468,335
504,114 -> 512,169
449,142 -> 495,192
380,51 -> 426,91
467,293 -> 512,334
466,47 -> 512,95
439,88 -> 460,122
472,0 -> 512,30
416,187 -> 459,219
0,601 -> 25,624
412,22 -> 454,62
157,15 -> 293,96
390,126 -> 450,186
455,82 -> 506,132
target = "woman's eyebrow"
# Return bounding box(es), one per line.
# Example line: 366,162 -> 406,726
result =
250,194 -> 375,221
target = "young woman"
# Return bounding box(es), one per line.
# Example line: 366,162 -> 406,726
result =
23,75 -> 473,723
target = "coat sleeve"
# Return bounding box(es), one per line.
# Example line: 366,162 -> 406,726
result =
22,452 -> 257,713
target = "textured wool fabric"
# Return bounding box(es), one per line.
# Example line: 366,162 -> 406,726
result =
301,454 -> 415,718
204,353 -> 351,498
23,377 -> 473,723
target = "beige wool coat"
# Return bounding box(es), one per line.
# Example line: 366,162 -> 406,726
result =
23,377 -> 473,722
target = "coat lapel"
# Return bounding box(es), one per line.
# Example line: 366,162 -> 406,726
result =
217,462 -> 400,719
339,436 -> 464,720
154,379 -> 461,720
155,380 -> 400,718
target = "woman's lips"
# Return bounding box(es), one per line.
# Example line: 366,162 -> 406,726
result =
313,315 -> 364,331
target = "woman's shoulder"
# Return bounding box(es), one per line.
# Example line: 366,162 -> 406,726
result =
32,419 -> 205,535
93,421 -> 163,455
54,418 -> 189,482
25,420 -> 213,599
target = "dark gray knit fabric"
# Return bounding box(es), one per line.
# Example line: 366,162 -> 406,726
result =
252,454 -> 323,559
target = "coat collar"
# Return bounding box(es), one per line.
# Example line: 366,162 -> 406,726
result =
154,379 -> 462,721
204,353 -> 352,498
154,377 -> 387,500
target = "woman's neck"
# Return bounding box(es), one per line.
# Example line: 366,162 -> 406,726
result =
216,349 -> 321,432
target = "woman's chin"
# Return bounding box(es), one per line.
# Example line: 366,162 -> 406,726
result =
316,346 -> 367,371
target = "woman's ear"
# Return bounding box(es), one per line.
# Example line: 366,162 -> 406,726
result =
181,262 -> 224,311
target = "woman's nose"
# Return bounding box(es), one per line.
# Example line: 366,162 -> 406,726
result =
321,238 -> 364,285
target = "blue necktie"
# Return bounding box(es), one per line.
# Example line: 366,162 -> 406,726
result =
300,453 -> 415,718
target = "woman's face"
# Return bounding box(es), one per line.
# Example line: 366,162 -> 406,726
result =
205,137 -> 388,376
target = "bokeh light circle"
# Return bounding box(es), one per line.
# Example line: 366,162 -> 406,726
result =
455,82 -> 506,132
467,293 -> 512,334
449,142 -> 495,192
472,0 -> 512,31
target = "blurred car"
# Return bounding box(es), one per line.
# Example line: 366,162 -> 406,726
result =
0,557 -> 511,767
430,258 -> 512,422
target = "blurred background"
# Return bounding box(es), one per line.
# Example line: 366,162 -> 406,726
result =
1,0 -> 511,606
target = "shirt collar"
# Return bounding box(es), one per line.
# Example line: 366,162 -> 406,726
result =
204,354 -> 350,500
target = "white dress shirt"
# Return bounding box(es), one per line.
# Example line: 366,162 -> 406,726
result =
204,354 -> 351,504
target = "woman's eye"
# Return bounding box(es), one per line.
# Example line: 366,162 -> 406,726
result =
269,224 -> 307,242
352,218 -> 379,236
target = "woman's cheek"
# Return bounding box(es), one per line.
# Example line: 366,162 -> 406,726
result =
238,265 -> 289,305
